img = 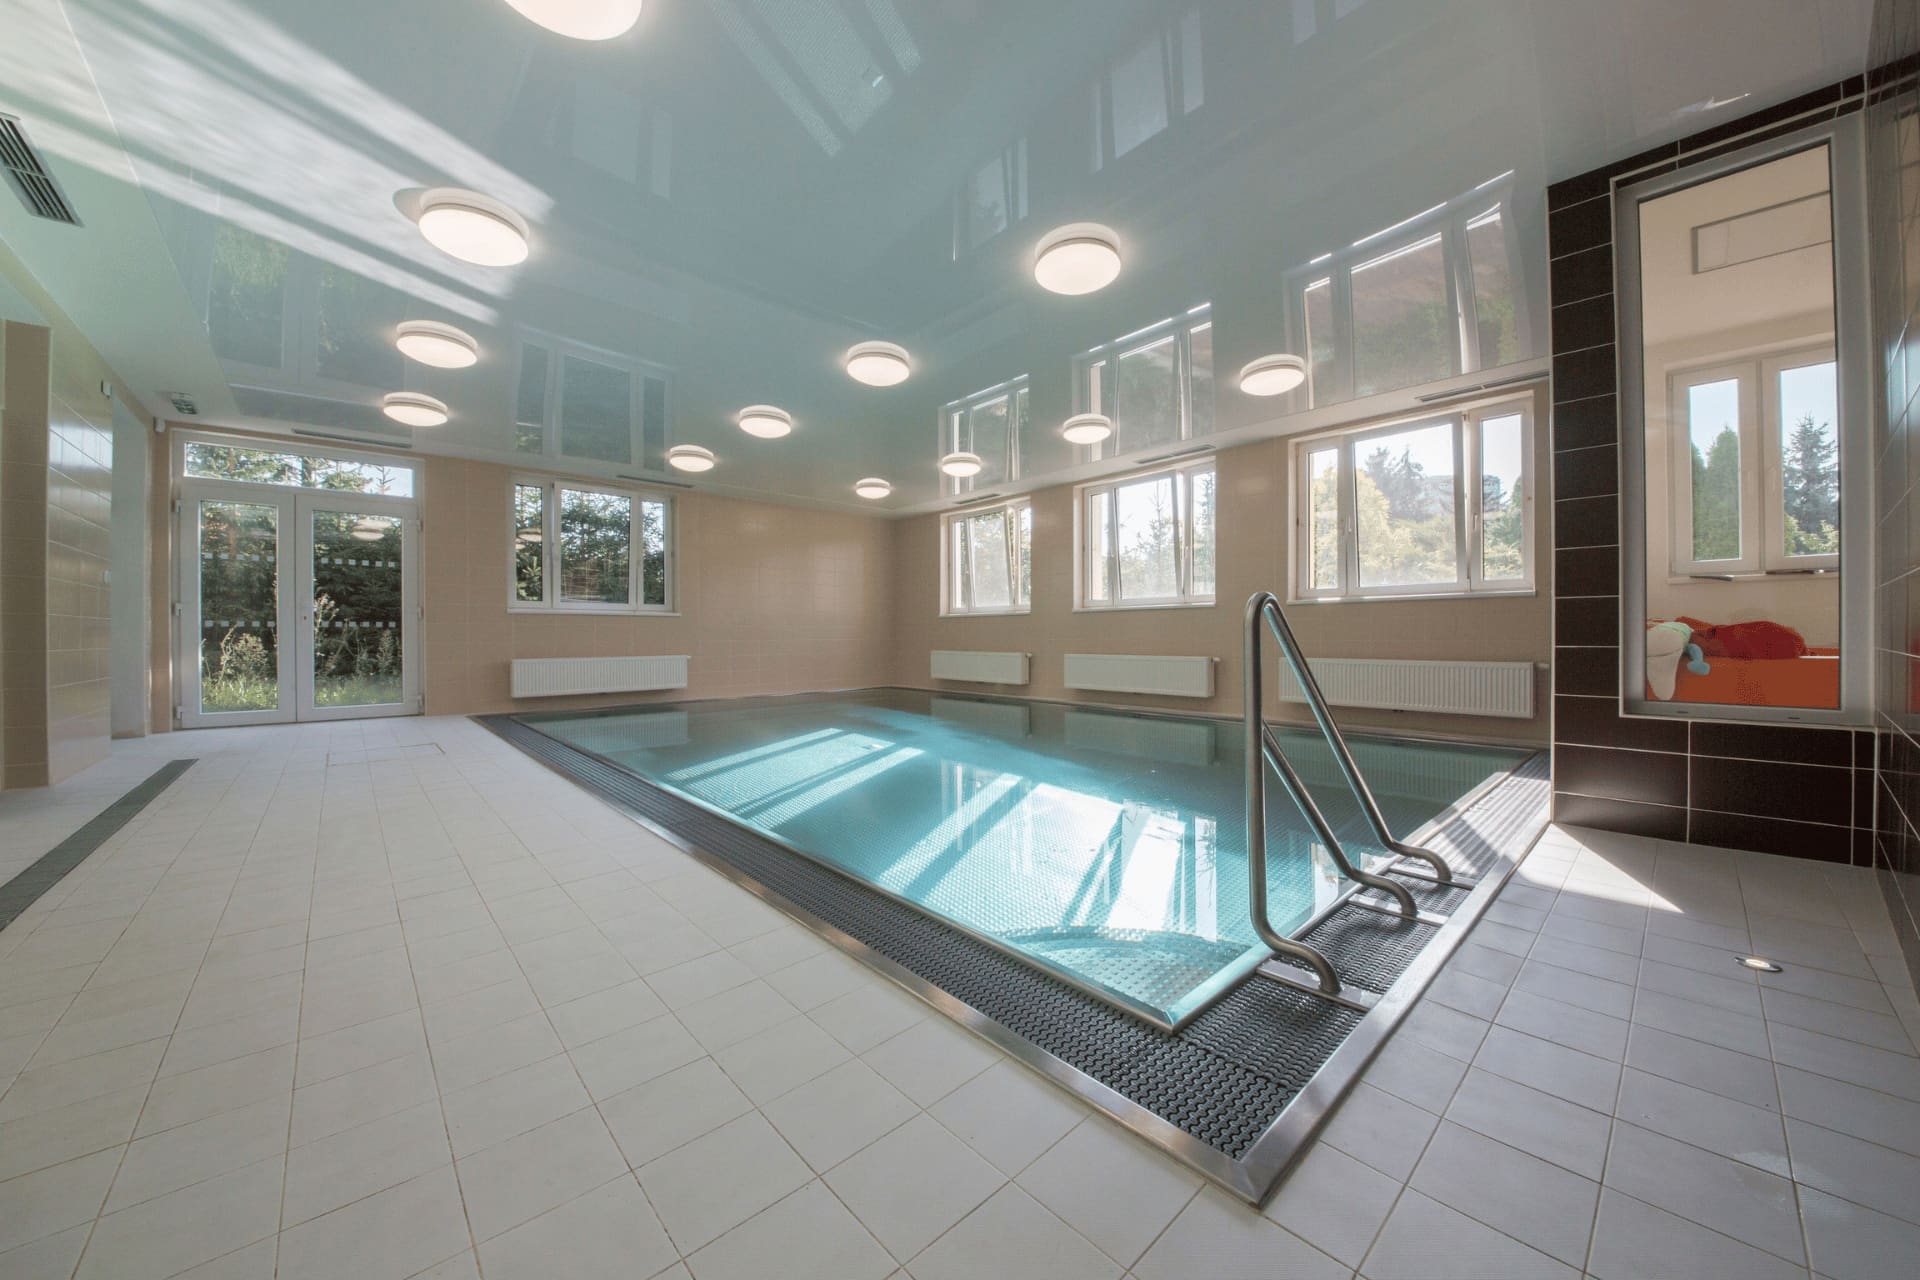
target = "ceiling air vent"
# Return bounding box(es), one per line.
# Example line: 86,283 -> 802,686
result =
0,114 -> 80,225
165,393 -> 199,417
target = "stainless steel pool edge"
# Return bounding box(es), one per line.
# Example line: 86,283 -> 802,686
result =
476,712 -> 1551,1205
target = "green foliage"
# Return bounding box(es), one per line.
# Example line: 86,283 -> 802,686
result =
1690,428 -> 1742,561
1481,475 -> 1526,580
1782,411 -> 1840,557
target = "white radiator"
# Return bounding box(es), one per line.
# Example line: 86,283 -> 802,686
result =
1063,653 -> 1215,699
510,655 -> 690,699
930,650 -> 1030,686
1277,658 -> 1535,719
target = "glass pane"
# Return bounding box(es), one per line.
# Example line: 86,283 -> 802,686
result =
1304,278 -> 1336,400
1351,233 -> 1454,396
311,511 -> 405,708
1687,378 -> 1743,562
315,267 -> 402,387
197,501 -> 279,713
514,484 -> 545,602
1015,505 -> 1033,607
950,516 -> 967,609
1479,414 -> 1526,580
516,345 -> 549,454
969,394 -> 1011,485
1189,322 -> 1215,438
1779,360 -> 1840,557
1355,421 -> 1458,589
1190,468 -> 1217,598
206,226 -> 287,368
967,512 -> 1012,610
559,488 -> 632,605
183,442 -> 412,496
1307,448 -> 1340,591
1116,474 -> 1180,600
560,355 -> 632,464
1087,490 -> 1112,603
1115,333 -> 1180,451
1467,210 -> 1520,367
966,152 -> 1009,249
1109,35 -> 1169,159
640,499 -> 669,606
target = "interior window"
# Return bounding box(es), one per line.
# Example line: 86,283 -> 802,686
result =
1081,460 -> 1217,608
1074,308 -> 1215,460
946,500 -> 1032,615
512,478 -> 670,613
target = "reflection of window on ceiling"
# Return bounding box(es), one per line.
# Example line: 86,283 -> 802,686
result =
1092,10 -> 1202,170
1073,306 -> 1214,460
206,225 -> 404,391
707,0 -> 920,156
561,81 -> 672,199
1290,0 -> 1371,45
1288,177 -> 1524,405
953,139 -> 1028,257
514,335 -> 669,471
941,376 -> 1030,496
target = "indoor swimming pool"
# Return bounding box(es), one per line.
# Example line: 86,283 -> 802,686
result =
514,689 -> 1529,1027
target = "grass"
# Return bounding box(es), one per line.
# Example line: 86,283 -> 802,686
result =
201,672 -> 404,713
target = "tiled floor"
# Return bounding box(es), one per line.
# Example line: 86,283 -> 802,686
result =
1,716 -> 1917,1279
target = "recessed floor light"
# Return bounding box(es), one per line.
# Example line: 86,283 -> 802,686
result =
940,451 -> 984,478
667,444 -> 717,473
1061,413 -> 1113,445
854,478 -> 892,499
414,189 -> 530,266
1238,353 -> 1307,396
1736,955 -> 1783,973
737,405 -> 793,439
1034,222 -> 1122,295
395,320 -> 479,369
845,341 -> 911,387
501,0 -> 644,41
381,392 -> 449,427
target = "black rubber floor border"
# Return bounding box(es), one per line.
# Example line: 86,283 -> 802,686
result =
0,759 -> 197,934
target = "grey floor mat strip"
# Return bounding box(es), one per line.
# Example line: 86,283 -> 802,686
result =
481,714 -> 1547,1192
0,759 -> 196,934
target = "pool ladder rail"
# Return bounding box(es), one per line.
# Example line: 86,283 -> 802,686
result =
1243,591 -> 1472,1011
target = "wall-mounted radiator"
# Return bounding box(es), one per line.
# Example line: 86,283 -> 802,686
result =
930,650 -> 1030,686
1063,653 -> 1216,699
510,655 -> 690,699
1277,658 -> 1535,719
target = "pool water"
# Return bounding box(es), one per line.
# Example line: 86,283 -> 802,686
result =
518,689 -> 1529,1027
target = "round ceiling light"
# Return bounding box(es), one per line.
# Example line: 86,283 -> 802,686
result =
845,341 -> 911,387
381,391 -> 450,428
853,477 -> 892,500
501,0 -> 644,41
939,451 -> 984,479
667,443 -> 717,473
414,190 -> 530,267
350,517 -> 390,543
1061,413 -> 1114,446
1238,353 -> 1308,397
395,320 -> 479,369
736,405 -> 793,439
1034,222 -> 1123,295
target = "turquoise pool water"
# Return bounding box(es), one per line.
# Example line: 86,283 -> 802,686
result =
518,690 -> 1528,1026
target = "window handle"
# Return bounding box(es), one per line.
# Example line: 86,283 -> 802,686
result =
1764,568 -> 1835,576
1687,573 -> 1736,582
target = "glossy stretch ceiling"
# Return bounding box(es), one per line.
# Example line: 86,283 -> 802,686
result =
0,0 -> 1873,512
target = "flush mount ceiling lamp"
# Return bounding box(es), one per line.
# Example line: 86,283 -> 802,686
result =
845,341 -> 911,387
667,443 -> 717,473
395,320 -> 479,369
736,405 -> 793,439
1033,222 -> 1123,295
1061,413 -> 1113,446
939,451 -> 984,478
381,391 -> 450,427
1238,353 -> 1308,397
853,477 -> 892,500
414,189 -> 530,267
350,517 -> 389,542
501,0 -> 644,40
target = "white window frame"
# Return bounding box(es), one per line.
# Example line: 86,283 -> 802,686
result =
513,331 -> 671,469
952,139 -> 1028,258
509,474 -> 676,615
1286,177 -> 1525,406
1077,457 -> 1217,611
942,498 -> 1033,617
940,375 -> 1029,496
1090,9 -> 1204,170
1291,396 -> 1535,602
1072,305 -> 1213,461
1667,344 -> 1840,578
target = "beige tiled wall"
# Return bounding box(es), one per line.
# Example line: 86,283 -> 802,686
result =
1,322 -> 52,788
45,390 -> 113,781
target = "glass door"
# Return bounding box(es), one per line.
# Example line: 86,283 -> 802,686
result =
180,495 -> 294,726
294,496 -> 418,720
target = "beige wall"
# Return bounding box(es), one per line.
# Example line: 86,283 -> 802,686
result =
889,400 -> 1554,745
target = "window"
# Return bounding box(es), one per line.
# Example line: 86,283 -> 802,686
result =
1074,306 -> 1214,458
514,335 -> 669,469
1294,399 -> 1533,600
945,500 -> 1032,615
941,376 -> 1030,494
1091,10 -> 1202,169
1288,179 -> 1526,405
511,477 -> 671,612
183,440 -> 415,497
1669,348 -> 1839,575
954,140 -> 1027,256
1081,459 -> 1217,608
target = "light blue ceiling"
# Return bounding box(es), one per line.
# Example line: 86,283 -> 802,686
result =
0,0 -> 1875,510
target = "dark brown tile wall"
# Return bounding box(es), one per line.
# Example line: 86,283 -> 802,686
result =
1546,78 -> 1875,868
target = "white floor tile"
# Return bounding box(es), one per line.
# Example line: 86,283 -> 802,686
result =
929,1060 -> 1085,1176
455,1101 -> 627,1242
1261,1141 -> 1399,1269
686,1180 -> 894,1280
1603,1122 -> 1804,1264
637,1112 -> 814,1253
282,1098 -> 451,1227
1362,1188 -> 1579,1280
1134,1188 -> 1347,1280
476,1174 -> 679,1280
598,1056 -> 753,1167
823,1113 -> 1004,1261
276,1165 -> 471,1280
1017,1116 -> 1202,1268
763,1059 -> 918,1172
1587,1189 -> 1805,1280
908,1185 -> 1120,1280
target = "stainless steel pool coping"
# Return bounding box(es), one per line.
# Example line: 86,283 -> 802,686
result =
478,706 -> 1547,1204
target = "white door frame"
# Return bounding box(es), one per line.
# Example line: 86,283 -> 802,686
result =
292,491 -> 420,722
177,486 -> 297,728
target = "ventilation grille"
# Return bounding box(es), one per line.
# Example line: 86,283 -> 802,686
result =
0,114 -> 79,225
